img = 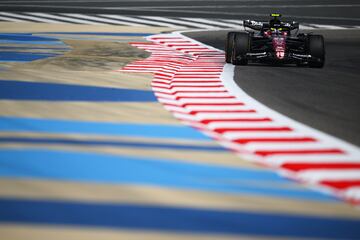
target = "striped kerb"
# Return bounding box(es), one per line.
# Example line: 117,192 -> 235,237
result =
120,33 -> 360,205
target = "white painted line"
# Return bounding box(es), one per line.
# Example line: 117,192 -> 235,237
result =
187,105 -> 251,111
162,98 -> 242,104
297,170 -> 360,183
0,15 -> 29,22
61,13 -> 132,25
172,92 -> 232,97
207,121 -> 288,129
266,154 -> 360,165
168,82 -> 223,86
153,87 -> 228,92
106,15 -> 184,28
142,16 -> 216,29
244,142 -> 340,151
223,132 -> 316,140
0,12 -> 65,24
97,14 -> 149,27
195,112 -> 261,119
27,12 -> 105,25
182,17 -> 241,28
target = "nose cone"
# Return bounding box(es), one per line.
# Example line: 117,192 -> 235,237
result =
276,51 -> 285,59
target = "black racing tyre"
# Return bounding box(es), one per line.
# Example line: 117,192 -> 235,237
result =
308,35 -> 325,68
225,32 -> 236,63
232,32 -> 250,65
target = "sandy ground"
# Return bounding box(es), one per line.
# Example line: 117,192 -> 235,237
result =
1,37 -> 153,89
0,23 -> 181,124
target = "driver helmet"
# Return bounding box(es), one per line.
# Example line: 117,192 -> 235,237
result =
269,13 -> 282,28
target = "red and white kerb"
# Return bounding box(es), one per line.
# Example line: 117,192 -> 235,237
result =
121,32 -> 360,205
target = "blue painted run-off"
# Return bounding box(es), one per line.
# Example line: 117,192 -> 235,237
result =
0,46 -> 69,50
0,33 -> 66,45
0,80 -> 157,101
38,32 -> 152,36
0,52 -> 59,62
0,199 -> 358,239
0,116 -> 210,140
0,33 -> 59,42
0,137 -> 225,152
0,40 -> 65,45
0,149 -> 337,201
0,33 -> 68,62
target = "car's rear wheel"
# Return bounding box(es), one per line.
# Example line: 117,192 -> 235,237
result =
232,32 -> 250,65
307,35 -> 325,68
225,32 -> 236,63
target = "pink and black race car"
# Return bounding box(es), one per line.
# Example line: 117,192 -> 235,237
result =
226,14 -> 325,68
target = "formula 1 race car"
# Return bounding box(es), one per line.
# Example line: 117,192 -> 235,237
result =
225,14 -> 325,67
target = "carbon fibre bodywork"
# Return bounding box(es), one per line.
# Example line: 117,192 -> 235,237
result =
226,16 -> 325,67
248,32 -> 310,64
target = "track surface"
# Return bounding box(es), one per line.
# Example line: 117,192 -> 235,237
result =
2,0 -> 360,26
185,30 -> 360,147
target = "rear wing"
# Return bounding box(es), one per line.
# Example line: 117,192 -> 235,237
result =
243,20 -> 299,32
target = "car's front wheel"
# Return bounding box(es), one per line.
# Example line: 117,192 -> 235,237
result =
307,35 -> 325,68
232,32 -> 250,65
225,32 -> 236,63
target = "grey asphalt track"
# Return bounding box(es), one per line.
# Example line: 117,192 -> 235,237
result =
2,0 -> 360,26
184,30 -> 360,146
